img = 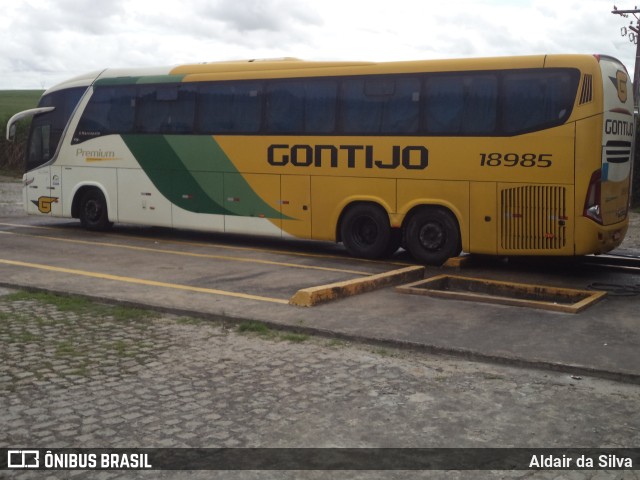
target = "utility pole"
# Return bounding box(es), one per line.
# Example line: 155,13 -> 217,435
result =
612,5 -> 640,108
613,6 -> 640,207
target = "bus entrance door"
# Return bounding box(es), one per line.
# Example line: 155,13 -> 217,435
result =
48,166 -> 63,216
24,166 -> 58,217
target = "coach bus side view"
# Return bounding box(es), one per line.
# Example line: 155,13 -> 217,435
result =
7,54 -> 633,265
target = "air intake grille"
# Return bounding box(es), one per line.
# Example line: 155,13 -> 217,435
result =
605,140 -> 632,164
501,186 -> 567,250
579,74 -> 593,104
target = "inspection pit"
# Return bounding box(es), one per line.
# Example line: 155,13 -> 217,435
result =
396,275 -> 607,313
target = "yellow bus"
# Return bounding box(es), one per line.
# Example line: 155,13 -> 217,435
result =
7,54 -> 634,265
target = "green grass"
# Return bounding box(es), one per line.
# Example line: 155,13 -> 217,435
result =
237,321 -> 309,343
5,290 -> 93,311
238,321 -> 273,336
55,340 -> 82,357
279,332 -> 309,343
0,90 -> 43,120
4,290 -> 159,323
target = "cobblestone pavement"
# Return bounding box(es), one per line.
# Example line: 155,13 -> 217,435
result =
1,291 -> 639,480
0,176 -> 22,217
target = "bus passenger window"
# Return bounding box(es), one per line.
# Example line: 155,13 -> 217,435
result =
197,82 -> 262,133
266,80 -> 337,134
341,79 -> 383,134
305,80 -> 337,133
424,77 -> 464,134
502,70 -> 578,135
341,77 -> 419,134
267,82 -> 305,133
74,86 -> 135,142
137,85 -> 196,134
424,74 -> 496,135
382,77 -> 420,133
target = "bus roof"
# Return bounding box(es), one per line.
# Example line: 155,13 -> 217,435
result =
42,54 -> 606,93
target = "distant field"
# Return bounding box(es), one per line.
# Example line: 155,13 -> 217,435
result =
0,90 -> 44,120
0,90 -> 44,174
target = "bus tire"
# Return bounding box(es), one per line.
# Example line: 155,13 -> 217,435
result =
340,204 -> 391,259
79,188 -> 112,231
405,208 -> 461,266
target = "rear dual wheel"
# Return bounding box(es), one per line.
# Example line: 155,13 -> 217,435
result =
340,204 -> 399,259
340,204 -> 460,264
404,208 -> 461,266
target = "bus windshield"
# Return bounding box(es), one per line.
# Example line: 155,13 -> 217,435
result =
25,87 -> 85,171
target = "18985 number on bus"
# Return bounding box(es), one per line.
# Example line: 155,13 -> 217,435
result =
480,153 -> 553,167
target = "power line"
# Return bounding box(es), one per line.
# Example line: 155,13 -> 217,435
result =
613,5 -> 640,107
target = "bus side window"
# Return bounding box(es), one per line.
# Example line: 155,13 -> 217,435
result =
197,82 -> 262,133
340,77 -> 419,134
74,86 -> 135,143
137,85 -> 196,134
502,70 -> 577,135
267,81 -> 305,133
424,74 -> 497,135
424,76 -> 464,134
305,80 -> 337,133
266,79 -> 337,134
383,77 -> 420,134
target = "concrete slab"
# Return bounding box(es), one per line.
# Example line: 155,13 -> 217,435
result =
1,207 -> 639,383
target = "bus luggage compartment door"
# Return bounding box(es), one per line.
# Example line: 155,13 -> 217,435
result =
470,182 -> 497,255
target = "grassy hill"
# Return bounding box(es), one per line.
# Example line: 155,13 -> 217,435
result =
0,90 -> 44,174
0,90 -> 44,121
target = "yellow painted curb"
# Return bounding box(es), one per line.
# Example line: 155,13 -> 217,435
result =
289,265 -> 425,307
443,255 -> 471,268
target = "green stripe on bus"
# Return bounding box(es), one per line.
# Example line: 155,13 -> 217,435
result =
121,134 -> 288,220
94,75 -> 186,86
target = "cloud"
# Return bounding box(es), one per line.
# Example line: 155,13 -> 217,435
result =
200,0 -> 321,33
0,0 -> 636,89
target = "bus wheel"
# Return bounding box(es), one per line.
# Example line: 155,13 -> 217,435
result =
340,204 -> 391,259
405,208 -> 460,266
79,189 -> 112,231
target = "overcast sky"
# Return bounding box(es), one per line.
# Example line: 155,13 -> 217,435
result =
0,0 -> 637,90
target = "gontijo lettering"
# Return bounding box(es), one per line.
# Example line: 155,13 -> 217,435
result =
267,144 -> 429,170
605,119 -> 634,136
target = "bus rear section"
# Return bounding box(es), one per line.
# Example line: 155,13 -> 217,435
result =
577,55 -> 633,254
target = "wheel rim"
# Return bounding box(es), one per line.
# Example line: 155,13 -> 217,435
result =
353,216 -> 379,246
418,221 -> 445,251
